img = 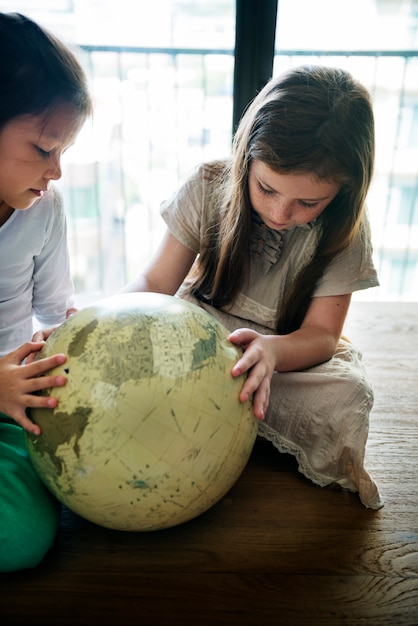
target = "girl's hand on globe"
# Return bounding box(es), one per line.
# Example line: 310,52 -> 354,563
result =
29,326 -> 59,358
229,328 -> 276,421
0,342 -> 68,435
28,309 -> 77,364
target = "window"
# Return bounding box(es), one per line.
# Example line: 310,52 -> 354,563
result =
399,102 -> 418,149
398,186 -> 418,225
4,0 -> 418,301
388,258 -> 417,296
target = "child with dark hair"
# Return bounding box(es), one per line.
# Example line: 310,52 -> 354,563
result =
0,12 -> 92,571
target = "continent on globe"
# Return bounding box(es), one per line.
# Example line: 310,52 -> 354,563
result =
27,293 -> 258,531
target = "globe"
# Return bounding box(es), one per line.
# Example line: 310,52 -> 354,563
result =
26,293 -> 257,531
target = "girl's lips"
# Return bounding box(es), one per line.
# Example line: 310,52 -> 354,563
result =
266,219 -> 288,230
30,189 -> 44,197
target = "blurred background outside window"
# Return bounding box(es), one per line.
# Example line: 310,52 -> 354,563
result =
1,0 -> 417,302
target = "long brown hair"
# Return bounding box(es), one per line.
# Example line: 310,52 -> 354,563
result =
187,65 -> 375,333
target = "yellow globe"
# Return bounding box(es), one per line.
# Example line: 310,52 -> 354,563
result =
26,293 -> 257,531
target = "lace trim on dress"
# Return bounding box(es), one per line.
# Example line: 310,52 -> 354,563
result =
257,421 -> 384,510
233,292 -> 277,329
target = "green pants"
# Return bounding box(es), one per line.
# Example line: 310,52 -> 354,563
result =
0,414 -> 60,572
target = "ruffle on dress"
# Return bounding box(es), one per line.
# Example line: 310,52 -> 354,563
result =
249,213 -> 284,274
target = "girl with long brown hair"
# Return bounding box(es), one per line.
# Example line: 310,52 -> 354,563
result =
123,64 -> 383,510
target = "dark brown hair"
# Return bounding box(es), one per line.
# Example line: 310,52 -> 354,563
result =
0,12 -> 92,129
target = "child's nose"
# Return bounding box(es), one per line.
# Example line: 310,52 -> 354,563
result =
45,155 -> 62,181
271,199 -> 292,220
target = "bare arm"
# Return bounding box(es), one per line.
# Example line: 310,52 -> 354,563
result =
120,229 -> 197,296
274,293 -> 351,371
229,293 -> 352,419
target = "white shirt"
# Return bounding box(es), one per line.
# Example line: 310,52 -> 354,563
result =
0,185 -> 74,357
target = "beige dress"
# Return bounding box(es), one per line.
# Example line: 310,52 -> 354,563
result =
161,162 -> 383,509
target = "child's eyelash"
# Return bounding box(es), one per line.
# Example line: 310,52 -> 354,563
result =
299,200 -> 319,208
36,146 -> 51,157
257,181 -> 319,208
257,181 -> 274,195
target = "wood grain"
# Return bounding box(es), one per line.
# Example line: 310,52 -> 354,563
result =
1,302 -> 417,625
